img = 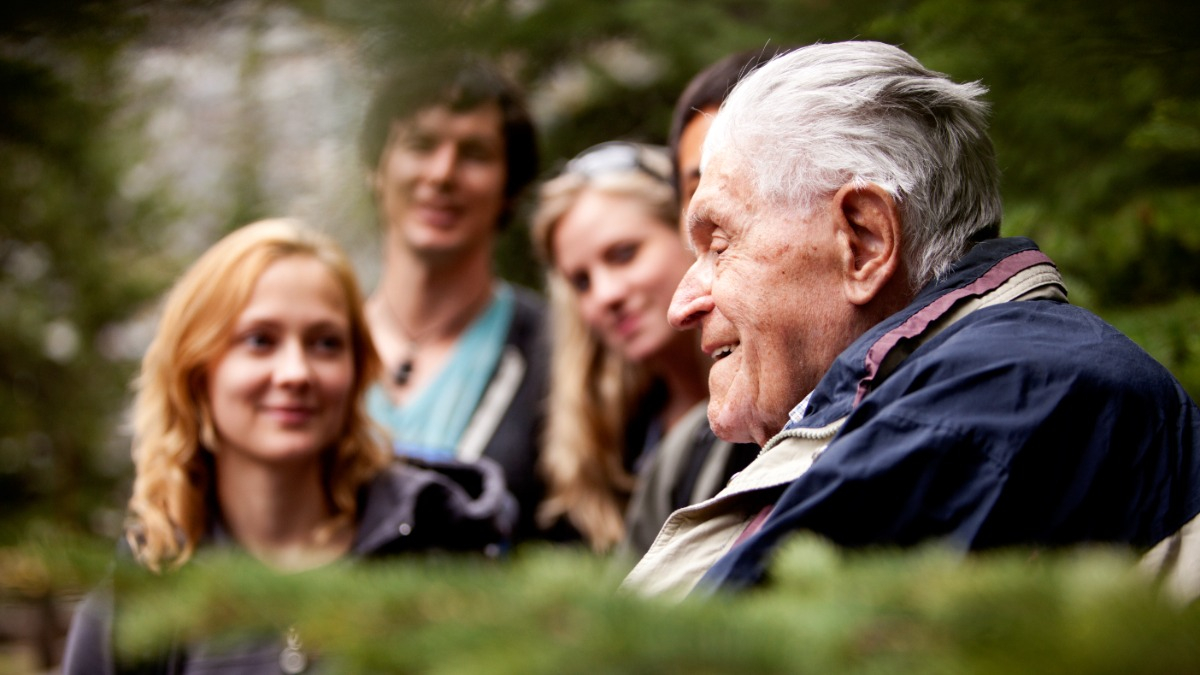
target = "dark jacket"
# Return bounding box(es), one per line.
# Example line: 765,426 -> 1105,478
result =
701,237 -> 1200,590
620,400 -> 758,559
475,284 -> 553,542
62,458 -> 515,674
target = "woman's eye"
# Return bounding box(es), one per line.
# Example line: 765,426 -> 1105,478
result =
312,334 -> 347,354
568,272 -> 590,294
241,332 -> 274,350
607,242 -> 639,265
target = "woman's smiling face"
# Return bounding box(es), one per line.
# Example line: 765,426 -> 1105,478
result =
552,188 -> 695,364
205,255 -> 355,464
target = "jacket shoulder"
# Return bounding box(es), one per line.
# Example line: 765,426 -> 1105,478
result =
354,459 -> 517,557
504,284 -> 548,350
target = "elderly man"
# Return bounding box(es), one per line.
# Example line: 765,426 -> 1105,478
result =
623,41 -> 1200,599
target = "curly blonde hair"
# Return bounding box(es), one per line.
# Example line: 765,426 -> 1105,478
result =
530,145 -> 678,551
127,219 -> 389,571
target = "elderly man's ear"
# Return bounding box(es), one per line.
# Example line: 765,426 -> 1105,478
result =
833,183 -> 903,307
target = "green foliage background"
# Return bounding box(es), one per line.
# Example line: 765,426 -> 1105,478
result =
2,0 -> 1198,582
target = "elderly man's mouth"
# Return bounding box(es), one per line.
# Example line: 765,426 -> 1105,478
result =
713,344 -> 736,361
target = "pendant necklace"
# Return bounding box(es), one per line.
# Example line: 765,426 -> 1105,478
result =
279,626 -> 307,674
380,281 -> 492,388
394,356 -> 415,386
390,321 -> 428,388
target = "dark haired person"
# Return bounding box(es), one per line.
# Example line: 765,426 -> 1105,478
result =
668,46 -> 795,224
360,59 -> 552,540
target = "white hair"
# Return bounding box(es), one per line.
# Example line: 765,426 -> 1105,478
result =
705,41 -> 1002,288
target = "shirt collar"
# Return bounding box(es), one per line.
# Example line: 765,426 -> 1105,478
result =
787,391 -> 814,426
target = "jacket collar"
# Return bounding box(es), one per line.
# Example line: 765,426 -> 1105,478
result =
788,236 -> 1063,430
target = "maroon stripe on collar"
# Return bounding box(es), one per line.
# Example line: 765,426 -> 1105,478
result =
733,504 -> 775,548
853,249 -> 1054,406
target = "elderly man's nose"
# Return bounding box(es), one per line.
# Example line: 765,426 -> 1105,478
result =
668,261 -> 713,329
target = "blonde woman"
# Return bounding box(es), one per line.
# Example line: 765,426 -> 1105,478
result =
532,143 -> 756,556
63,219 -> 513,674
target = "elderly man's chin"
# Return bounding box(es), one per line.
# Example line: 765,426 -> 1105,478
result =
706,367 -> 793,445
706,393 -> 773,446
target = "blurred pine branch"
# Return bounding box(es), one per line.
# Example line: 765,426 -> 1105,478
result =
7,534 -> 1194,673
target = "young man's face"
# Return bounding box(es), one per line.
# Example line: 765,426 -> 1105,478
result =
373,102 -> 508,261
675,104 -> 718,234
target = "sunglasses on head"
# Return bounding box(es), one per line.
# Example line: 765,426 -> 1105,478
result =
563,141 -> 672,185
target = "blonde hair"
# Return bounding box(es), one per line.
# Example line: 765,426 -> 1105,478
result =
127,218 -> 389,571
530,148 -> 678,551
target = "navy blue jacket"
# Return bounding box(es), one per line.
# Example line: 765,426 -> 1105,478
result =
702,237 -> 1200,590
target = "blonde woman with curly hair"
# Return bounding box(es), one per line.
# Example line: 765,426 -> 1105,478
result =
64,218 -> 514,674
532,143 -> 757,556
